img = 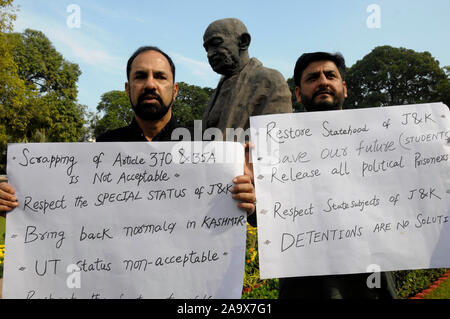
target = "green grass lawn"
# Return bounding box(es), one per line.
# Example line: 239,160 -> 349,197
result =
424,276 -> 450,299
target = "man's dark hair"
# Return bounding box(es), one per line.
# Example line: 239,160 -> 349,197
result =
126,46 -> 176,82
293,52 -> 346,86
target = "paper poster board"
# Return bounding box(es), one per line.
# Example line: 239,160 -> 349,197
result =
3,141 -> 246,298
250,103 -> 450,279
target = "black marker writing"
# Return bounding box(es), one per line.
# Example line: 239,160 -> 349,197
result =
18,148 -> 77,176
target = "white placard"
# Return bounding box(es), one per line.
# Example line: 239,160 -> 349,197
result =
250,102 -> 450,279
3,141 -> 246,299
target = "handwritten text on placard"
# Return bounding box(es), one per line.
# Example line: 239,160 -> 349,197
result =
3,142 -> 246,299
250,103 -> 450,279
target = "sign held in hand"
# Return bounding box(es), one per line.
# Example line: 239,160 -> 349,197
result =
251,103 -> 450,279
3,141 -> 246,299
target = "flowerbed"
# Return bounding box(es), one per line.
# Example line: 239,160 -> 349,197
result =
242,223 -> 278,298
0,244 -> 4,278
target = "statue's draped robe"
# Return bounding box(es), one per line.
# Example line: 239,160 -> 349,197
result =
202,58 -> 292,140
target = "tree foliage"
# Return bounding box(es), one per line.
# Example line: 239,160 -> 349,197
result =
436,66 -> 450,107
0,18 -> 85,173
0,0 -> 16,32
172,82 -> 212,128
0,0 -> 26,173
6,29 -> 85,142
93,90 -> 133,138
345,46 -> 448,108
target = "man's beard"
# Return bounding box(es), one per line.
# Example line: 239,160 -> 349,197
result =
131,89 -> 173,121
301,89 -> 344,112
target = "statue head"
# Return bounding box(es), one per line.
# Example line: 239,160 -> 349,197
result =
203,18 -> 251,77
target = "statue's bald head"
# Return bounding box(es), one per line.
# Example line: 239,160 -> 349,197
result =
204,18 -> 249,41
203,18 -> 251,77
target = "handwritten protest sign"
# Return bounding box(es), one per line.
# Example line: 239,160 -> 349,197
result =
3,141 -> 246,298
250,102 -> 450,279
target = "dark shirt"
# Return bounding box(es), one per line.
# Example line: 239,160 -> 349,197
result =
96,115 -> 188,142
278,272 -> 398,299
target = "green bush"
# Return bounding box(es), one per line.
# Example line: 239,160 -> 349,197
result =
394,269 -> 449,298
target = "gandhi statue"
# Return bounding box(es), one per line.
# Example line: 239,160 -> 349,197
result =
202,18 -> 292,140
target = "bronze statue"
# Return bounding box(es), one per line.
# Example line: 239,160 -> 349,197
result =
202,18 -> 292,140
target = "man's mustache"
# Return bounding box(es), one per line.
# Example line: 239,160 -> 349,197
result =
313,89 -> 335,98
138,89 -> 163,104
